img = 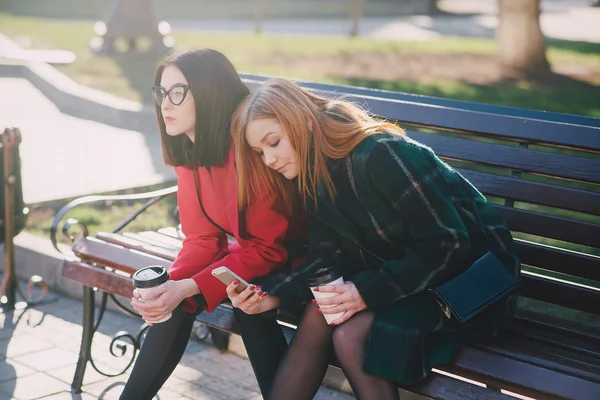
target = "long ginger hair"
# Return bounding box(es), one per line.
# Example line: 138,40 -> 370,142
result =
232,78 -> 405,216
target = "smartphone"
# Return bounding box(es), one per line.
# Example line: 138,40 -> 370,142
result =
211,266 -> 250,294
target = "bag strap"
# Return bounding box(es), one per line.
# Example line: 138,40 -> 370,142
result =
193,168 -> 234,237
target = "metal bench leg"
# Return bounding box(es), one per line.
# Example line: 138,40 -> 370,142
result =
71,286 -> 95,394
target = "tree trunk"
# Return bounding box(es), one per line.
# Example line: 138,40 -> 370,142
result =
428,0 -> 439,14
497,0 -> 549,71
254,0 -> 270,34
350,0 -> 364,37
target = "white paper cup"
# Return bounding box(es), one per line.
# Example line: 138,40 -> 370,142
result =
309,276 -> 345,324
132,265 -> 172,323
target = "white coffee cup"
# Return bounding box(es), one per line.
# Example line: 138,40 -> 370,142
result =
132,265 -> 172,323
308,267 -> 345,324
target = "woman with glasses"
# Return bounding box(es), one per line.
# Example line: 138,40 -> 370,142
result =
120,49 -> 306,400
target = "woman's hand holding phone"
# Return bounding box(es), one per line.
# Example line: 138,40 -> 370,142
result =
226,281 -> 280,314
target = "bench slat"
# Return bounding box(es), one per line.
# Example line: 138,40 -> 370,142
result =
450,346 -> 600,400
410,373 -> 513,400
157,227 -> 185,240
410,131 -> 600,184
521,274 -> 600,315
361,96 -> 600,151
497,206 -> 600,250
72,237 -> 171,275
96,232 -> 178,261
475,336 -> 600,384
135,231 -> 184,249
509,323 -> 600,361
62,259 -> 134,299
516,239 -> 600,282
460,169 -> 600,215
121,232 -> 182,251
515,309 -> 600,344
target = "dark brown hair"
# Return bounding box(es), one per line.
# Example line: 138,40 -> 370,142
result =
155,49 -> 250,168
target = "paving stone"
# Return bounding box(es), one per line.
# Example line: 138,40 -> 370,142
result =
47,364 -> 108,387
13,347 -> 77,372
171,363 -> 207,383
0,360 -> 36,383
155,387 -> 188,400
0,335 -> 53,358
35,390 -> 97,400
161,375 -> 189,393
0,372 -> 67,400
81,377 -> 128,399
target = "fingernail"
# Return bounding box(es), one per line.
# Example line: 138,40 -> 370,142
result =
263,292 -> 269,297
311,299 -> 317,304
249,285 -> 256,291
328,323 -> 335,326
257,290 -> 264,296
313,287 -> 319,292
233,280 -> 239,285
317,309 -> 322,314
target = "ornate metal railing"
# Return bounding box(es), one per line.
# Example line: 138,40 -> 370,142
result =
50,184 -> 177,377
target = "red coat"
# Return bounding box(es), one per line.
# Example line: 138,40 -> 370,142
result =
168,148 -> 305,313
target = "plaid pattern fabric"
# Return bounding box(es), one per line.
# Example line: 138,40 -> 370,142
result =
268,134 -> 519,313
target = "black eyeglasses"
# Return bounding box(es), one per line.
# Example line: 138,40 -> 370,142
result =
152,84 -> 190,106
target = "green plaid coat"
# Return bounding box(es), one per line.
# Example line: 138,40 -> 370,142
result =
264,133 -> 520,385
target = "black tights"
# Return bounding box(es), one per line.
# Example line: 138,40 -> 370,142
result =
269,304 -> 399,400
120,307 -> 287,399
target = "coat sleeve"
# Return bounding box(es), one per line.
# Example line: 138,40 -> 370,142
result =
193,188 -> 292,312
264,216 -> 344,311
351,139 -> 471,311
167,168 -> 228,311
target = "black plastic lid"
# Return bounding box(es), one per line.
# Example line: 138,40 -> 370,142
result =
132,265 -> 169,289
307,266 -> 341,287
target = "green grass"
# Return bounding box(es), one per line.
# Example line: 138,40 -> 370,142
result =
26,192 -> 178,245
1,12 -> 599,117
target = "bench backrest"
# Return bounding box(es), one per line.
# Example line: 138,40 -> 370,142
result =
241,75 -> 600,320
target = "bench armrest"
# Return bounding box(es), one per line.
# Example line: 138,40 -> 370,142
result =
50,185 -> 177,254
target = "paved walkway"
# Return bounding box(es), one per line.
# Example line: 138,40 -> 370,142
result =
170,0 -> 600,43
1,77 -> 173,204
0,286 -> 354,400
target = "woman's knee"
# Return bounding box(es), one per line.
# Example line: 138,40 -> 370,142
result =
294,304 -> 333,345
332,313 -> 373,359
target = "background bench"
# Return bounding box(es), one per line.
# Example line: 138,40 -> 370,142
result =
51,75 -> 600,399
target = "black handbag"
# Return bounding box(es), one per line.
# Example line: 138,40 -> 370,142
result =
309,174 -> 517,324
428,177 -> 517,323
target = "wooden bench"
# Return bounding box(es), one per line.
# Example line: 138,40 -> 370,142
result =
51,76 -> 600,399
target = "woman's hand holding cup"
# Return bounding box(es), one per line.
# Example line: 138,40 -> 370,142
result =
131,265 -> 199,325
312,281 -> 367,325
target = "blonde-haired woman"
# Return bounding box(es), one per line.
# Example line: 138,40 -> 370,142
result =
226,78 -> 520,400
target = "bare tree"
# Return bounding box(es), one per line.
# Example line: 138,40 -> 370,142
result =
497,0 -> 549,71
